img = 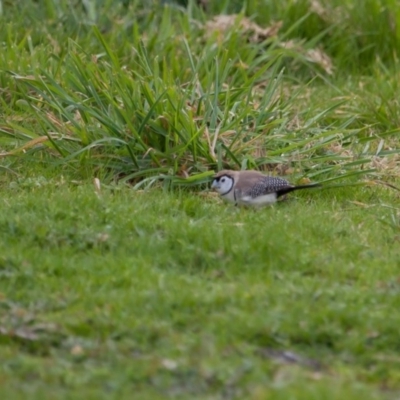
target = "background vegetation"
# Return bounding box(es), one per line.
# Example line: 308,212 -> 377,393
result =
0,0 -> 400,399
1,0 -> 399,187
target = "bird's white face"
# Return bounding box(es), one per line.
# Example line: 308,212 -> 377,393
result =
211,175 -> 234,196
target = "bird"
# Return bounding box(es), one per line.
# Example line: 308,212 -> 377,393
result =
211,169 -> 321,207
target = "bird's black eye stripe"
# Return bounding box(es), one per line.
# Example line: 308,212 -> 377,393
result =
214,175 -> 229,182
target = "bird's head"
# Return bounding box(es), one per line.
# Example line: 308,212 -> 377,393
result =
211,170 -> 237,195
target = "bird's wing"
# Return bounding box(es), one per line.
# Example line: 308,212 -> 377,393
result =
242,176 -> 292,198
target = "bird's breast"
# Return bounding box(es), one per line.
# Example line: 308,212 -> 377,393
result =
221,190 -> 236,204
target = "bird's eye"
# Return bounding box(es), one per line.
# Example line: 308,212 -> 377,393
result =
221,178 -> 226,183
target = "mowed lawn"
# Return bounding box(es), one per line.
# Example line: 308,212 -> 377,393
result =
1,177 -> 400,399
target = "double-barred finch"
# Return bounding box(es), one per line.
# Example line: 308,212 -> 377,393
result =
211,170 -> 321,207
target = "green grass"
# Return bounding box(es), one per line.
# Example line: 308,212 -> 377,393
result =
1,177 -> 400,399
1,0 -> 400,398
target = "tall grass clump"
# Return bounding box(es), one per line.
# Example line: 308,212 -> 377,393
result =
0,0 -> 399,187
206,0 -> 400,72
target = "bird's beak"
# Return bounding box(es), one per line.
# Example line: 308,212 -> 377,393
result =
211,179 -> 218,189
